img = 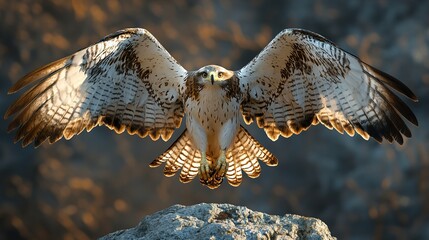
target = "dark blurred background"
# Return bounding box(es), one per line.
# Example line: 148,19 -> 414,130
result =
0,0 -> 428,239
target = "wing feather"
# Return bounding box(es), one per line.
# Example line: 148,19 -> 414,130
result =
237,28 -> 417,144
5,28 -> 187,147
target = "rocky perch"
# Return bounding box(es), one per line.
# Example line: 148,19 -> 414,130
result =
100,203 -> 335,240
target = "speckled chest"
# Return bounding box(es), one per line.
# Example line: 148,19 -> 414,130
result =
185,85 -> 240,133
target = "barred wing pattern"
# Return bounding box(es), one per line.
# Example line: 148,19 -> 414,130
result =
5,28 -> 187,147
238,29 -> 418,144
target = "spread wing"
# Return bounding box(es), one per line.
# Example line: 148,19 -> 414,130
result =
5,28 -> 188,147
237,28 -> 418,144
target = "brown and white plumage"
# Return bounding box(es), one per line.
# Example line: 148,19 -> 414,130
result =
5,28 -> 186,146
238,29 -> 418,144
5,28 -> 418,189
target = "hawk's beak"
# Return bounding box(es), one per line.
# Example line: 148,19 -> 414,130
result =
211,74 -> 214,85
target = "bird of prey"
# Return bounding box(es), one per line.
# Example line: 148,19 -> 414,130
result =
4,28 -> 418,189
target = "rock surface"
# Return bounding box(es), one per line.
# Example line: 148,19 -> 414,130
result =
99,203 -> 335,240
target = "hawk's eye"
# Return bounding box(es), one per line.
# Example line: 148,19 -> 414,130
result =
201,72 -> 208,78
218,72 -> 223,78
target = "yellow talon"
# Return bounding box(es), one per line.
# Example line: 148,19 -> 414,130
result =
198,150 -> 228,189
199,152 -> 210,182
215,150 -> 228,179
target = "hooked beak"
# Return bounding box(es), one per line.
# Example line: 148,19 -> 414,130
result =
211,74 -> 214,85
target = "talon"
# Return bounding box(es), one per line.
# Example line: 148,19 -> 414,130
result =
199,152 -> 210,183
198,150 -> 228,189
214,150 -> 228,179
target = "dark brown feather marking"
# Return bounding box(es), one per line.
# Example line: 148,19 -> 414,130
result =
222,75 -> 241,99
184,73 -> 203,100
290,29 -> 336,45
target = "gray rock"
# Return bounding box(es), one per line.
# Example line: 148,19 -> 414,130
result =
99,203 -> 336,240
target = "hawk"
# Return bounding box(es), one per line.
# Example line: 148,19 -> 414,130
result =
5,28 -> 418,189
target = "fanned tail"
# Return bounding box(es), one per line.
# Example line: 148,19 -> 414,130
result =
150,126 -> 278,188
225,126 -> 278,187
149,130 -> 201,184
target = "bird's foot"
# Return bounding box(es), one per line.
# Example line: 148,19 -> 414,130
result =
199,152 -> 210,183
198,151 -> 228,189
214,150 -> 228,180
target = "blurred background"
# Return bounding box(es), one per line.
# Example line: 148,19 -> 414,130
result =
0,0 -> 428,239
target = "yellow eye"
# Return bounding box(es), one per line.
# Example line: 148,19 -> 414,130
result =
202,72 -> 208,78
218,72 -> 223,78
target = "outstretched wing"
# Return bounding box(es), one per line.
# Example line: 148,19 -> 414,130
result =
5,28 -> 188,147
237,28 -> 418,144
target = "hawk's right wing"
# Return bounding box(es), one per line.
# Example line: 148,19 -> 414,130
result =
5,28 -> 188,147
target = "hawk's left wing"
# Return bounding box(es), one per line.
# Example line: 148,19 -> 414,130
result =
237,29 -> 418,144
5,28 -> 187,147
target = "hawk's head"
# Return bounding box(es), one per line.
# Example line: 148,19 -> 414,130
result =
196,65 -> 234,85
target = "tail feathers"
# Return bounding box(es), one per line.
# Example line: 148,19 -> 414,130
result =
150,126 -> 278,188
149,130 -> 201,183
225,127 -> 278,186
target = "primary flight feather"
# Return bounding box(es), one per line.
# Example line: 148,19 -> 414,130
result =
5,28 -> 418,189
